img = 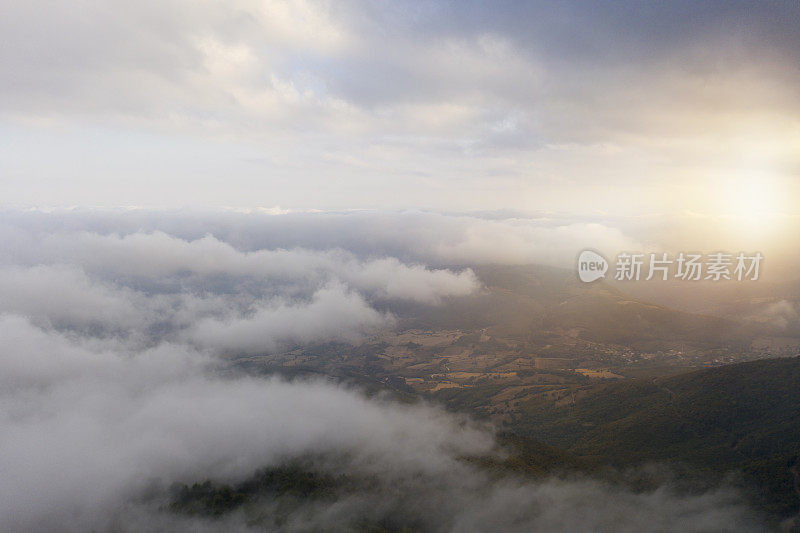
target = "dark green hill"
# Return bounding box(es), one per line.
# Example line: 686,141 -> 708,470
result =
514,356 -> 800,517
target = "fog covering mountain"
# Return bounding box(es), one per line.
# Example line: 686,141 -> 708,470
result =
0,210 -> 766,531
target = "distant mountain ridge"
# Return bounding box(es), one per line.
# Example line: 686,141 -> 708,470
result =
393,264 -> 753,349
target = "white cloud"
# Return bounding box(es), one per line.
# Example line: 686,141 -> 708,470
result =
186,283 -> 391,354
0,315 -> 761,532
0,228 -> 480,303
0,212 -> 764,531
0,315 -> 492,531
0,211 -> 494,352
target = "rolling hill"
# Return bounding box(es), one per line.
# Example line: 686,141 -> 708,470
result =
513,356 -> 800,518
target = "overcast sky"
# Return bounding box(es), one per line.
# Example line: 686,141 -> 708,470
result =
1,0 -> 798,221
